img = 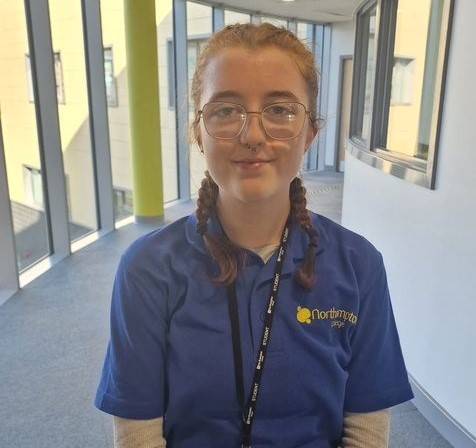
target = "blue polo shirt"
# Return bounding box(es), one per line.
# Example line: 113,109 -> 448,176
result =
95,210 -> 414,447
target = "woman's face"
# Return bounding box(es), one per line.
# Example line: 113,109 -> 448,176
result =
197,46 -> 317,205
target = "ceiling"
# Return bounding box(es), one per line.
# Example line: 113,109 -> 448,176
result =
200,0 -> 363,23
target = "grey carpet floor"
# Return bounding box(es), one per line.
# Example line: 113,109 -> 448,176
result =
0,171 -> 452,447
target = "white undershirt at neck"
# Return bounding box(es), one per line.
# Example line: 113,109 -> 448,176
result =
247,242 -> 280,264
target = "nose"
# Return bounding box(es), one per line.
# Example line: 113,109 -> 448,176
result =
239,112 -> 266,147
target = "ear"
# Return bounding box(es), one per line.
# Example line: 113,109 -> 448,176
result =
194,122 -> 203,153
304,121 -> 318,153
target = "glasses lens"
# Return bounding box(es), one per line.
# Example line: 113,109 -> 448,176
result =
201,101 -> 306,140
202,102 -> 245,139
262,102 -> 305,139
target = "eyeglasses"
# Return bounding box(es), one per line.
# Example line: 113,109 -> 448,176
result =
197,101 -> 313,140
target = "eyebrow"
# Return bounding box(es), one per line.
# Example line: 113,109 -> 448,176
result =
208,90 -> 301,103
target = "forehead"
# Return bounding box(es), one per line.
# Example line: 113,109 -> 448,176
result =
200,46 -> 309,106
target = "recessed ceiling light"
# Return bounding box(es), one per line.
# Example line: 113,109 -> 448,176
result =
281,0 -> 296,3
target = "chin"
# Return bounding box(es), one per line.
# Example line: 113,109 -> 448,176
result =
234,186 -> 276,203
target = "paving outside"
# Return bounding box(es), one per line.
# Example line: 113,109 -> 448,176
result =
0,171 -> 452,447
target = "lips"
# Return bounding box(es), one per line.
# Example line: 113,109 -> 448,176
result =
232,159 -> 274,173
233,159 -> 273,163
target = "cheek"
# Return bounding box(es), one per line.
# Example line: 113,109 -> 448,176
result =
202,144 -> 231,186
280,143 -> 306,174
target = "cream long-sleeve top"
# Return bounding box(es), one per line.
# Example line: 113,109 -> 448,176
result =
113,409 -> 390,447
111,242 -> 391,447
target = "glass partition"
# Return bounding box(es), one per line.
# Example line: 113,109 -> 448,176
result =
187,1 -> 212,198
48,0 -> 99,241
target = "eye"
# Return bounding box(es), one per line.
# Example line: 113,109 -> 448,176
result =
217,107 -> 236,117
209,105 -> 242,119
267,104 -> 297,117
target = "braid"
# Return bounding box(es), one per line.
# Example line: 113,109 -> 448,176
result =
195,171 -> 244,286
195,173 -> 319,290
196,171 -> 218,236
290,177 -> 320,290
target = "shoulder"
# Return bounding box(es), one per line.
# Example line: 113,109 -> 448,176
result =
119,215 -> 192,277
309,210 -> 384,288
309,210 -> 381,258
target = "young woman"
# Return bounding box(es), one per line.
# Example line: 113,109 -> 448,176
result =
95,23 -> 414,448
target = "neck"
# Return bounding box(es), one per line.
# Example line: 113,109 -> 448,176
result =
216,190 -> 291,250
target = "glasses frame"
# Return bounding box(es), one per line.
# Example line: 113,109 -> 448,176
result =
197,101 -> 314,141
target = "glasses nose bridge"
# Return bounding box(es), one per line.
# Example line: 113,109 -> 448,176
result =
241,109 -> 266,137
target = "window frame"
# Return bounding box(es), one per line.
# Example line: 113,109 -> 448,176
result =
167,35 -> 210,110
349,0 -> 378,147
349,0 -> 455,189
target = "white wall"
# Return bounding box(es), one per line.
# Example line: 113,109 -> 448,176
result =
323,19 -> 355,168
342,0 -> 476,438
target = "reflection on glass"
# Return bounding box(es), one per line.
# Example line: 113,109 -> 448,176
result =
224,10 -> 250,26
296,22 -> 313,51
100,0 -> 133,221
0,1 -> 51,271
157,0 -> 179,202
361,7 -> 376,142
49,0 -> 98,241
261,16 -> 287,28
386,0 -> 444,160
187,1 -> 212,198
103,47 -> 118,107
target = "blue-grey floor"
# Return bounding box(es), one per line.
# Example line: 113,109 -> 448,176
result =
0,172 -> 453,447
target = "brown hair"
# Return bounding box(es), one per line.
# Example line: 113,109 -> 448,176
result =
190,23 -> 321,290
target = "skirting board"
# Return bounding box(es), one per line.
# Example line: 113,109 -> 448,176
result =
409,373 -> 476,448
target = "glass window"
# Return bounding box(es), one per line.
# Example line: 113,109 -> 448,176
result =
0,1 -> 52,271
350,0 -> 453,189
100,0 -> 134,219
187,1 -> 212,198
296,22 -> 314,51
49,0 -> 99,241
261,16 -> 287,28
104,47 -> 118,107
102,0 -> 179,207
390,58 -> 414,105
54,52 -> 65,104
351,2 -> 377,143
25,53 -> 66,105
113,187 -> 133,220
166,39 -> 175,109
224,10 -> 250,25
22,165 -> 44,207
157,0 -> 179,202
385,0 -> 446,161
25,55 -> 34,103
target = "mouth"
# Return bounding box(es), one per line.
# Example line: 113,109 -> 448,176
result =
232,159 -> 274,170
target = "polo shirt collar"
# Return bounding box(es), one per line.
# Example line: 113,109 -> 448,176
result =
184,209 -> 328,277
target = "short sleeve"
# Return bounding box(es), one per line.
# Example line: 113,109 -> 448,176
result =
94,252 -> 169,419
344,251 -> 414,412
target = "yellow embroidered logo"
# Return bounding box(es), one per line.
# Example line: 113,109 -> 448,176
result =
296,306 -> 358,328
